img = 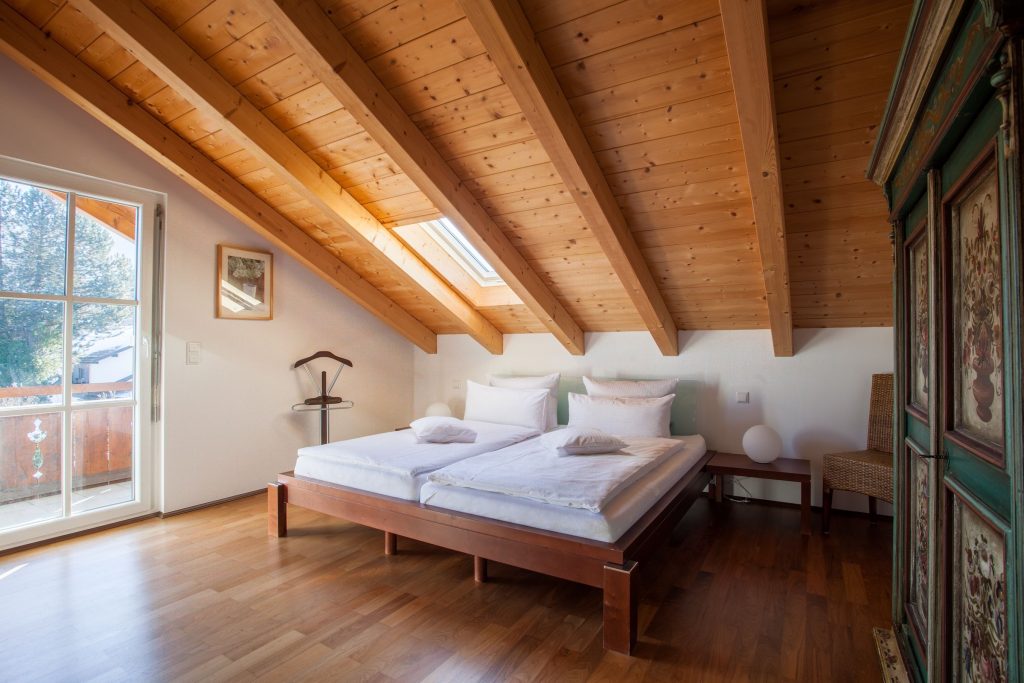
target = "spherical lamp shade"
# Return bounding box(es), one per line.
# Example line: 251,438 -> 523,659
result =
742,425 -> 782,463
425,402 -> 452,418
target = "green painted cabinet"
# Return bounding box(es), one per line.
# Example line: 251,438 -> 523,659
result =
871,2 -> 1023,680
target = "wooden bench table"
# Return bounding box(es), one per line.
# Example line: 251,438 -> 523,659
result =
706,452 -> 812,535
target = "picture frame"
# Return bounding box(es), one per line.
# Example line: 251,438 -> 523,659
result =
216,245 -> 274,321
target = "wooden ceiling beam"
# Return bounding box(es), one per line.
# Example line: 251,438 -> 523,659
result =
0,1 -> 437,353
719,0 -> 794,356
458,0 -> 679,356
45,190 -> 137,240
252,0 -> 585,355
70,0 -> 503,355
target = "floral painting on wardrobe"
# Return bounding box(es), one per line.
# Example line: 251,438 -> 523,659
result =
908,455 -> 929,636
909,233 -> 929,410
951,496 -> 1008,683
951,164 -> 1004,452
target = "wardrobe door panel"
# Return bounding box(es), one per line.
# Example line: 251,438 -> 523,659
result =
904,442 -> 932,658
908,223 -> 932,422
944,150 -> 1006,468
946,482 -> 1011,683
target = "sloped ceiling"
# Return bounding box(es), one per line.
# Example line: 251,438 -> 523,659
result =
0,0 -> 910,355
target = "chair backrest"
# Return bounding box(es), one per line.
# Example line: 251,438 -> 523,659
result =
867,373 -> 894,453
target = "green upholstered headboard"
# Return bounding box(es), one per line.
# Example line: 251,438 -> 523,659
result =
554,376 -> 699,436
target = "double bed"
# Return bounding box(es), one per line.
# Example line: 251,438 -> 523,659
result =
268,379 -> 712,654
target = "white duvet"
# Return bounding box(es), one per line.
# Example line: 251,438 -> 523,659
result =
427,436 -> 691,512
295,420 -> 540,478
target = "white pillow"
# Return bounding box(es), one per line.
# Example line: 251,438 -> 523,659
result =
409,416 -> 477,444
463,381 -> 549,432
540,427 -> 627,456
490,373 -> 560,430
567,392 -> 674,438
583,376 -> 678,399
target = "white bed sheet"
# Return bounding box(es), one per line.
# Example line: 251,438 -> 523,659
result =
419,434 -> 707,542
293,420 -> 539,500
428,434 -> 689,512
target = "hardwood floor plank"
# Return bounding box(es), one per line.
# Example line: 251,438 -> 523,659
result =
0,495 -> 891,682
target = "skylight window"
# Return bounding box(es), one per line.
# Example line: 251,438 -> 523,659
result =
421,218 -> 504,287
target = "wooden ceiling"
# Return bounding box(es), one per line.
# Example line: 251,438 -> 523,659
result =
0,0 -> 910,355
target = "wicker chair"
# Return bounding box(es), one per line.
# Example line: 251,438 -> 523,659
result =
822,373 -> 894,534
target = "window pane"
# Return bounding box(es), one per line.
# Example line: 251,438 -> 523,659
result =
412,219 -> 504,287
0,299 -> 64,407
0,412 -> 62,531
72,303 -> 134,402
72,407 -> 133,514
74,196 -> 137,300
0,177 -> 67,296
437,218 -> 497,278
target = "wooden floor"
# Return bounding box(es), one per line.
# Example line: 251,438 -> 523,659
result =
0,495 -> 891,682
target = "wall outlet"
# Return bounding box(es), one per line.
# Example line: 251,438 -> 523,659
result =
186,341 -> 201,365
735,391 -> 750,404
451,380 -> 465,392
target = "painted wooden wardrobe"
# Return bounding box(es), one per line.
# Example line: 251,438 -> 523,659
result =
870,1 -> 1023,680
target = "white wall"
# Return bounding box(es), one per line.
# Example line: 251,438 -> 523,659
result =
0,55 -> 415,512
415,329 -> 894,513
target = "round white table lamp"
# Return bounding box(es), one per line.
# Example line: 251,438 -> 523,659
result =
742,425 -> 782,463
425,402 -> 452,417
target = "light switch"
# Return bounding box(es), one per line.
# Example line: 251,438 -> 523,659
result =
735,391 -> 750,404
451,380 -> 465,392
186,341 -> 201,365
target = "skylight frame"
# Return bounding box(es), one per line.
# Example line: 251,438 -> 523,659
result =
420,218 -> 504,287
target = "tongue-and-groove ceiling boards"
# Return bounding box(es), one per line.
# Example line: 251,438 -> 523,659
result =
0,0 -> 909,355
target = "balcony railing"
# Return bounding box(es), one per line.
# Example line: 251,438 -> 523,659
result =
1,384 -> 134,505
0,381 -> 133,399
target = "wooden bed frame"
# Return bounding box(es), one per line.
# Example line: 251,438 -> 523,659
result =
267,449 -> 714,654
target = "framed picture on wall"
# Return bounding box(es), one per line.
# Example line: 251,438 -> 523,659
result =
216,245 -> 274,320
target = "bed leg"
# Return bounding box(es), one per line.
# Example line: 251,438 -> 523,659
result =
384,531 -> 397,555
474,556 -> 488,583
603,560 -> 638,654
268,482 -> 287,537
